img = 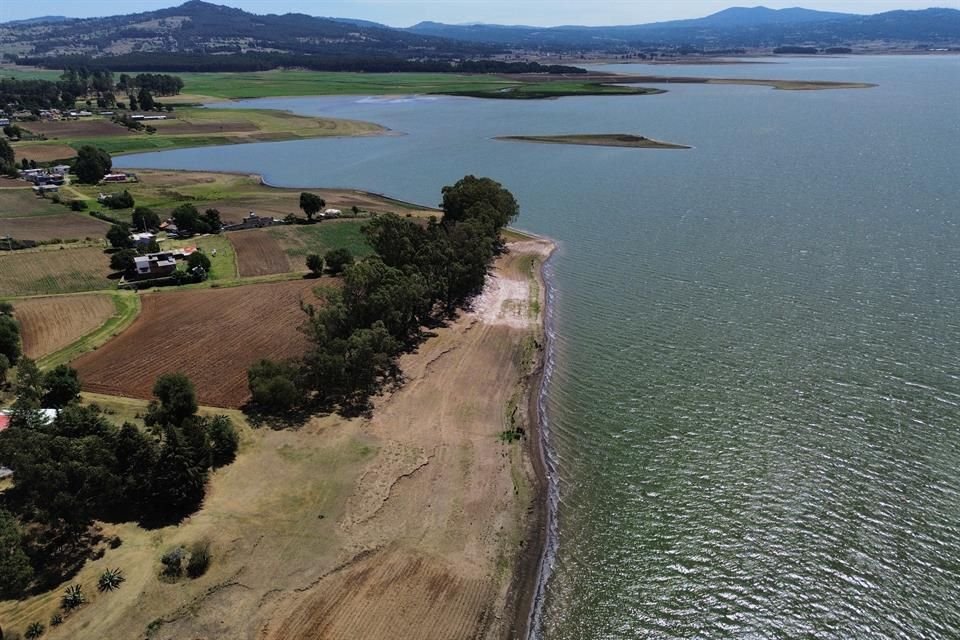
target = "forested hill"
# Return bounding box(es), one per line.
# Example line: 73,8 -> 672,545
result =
407,7 -> 960,49
0,0 -> 496,60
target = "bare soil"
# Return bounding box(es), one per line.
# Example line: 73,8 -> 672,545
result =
72,279 -> 321,408
229,229 -> 293,277
15,294 -> 116,359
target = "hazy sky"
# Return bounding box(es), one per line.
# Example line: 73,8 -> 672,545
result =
1,0 -> 957,27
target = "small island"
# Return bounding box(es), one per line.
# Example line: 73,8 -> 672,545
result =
495,134 -> 691,149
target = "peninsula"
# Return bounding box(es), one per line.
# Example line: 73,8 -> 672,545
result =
497,134 -> 691,149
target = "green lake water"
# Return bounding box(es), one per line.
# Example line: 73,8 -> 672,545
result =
119,55 -> 960,638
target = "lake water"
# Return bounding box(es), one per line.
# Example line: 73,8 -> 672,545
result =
118,55 -> 960,639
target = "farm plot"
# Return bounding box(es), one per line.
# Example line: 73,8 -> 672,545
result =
0,187 -> 66,218
230,229 -> 292,277
0,246 -> 113,296
0,213 -> 110,242
14,294 -> 116,360
73,280 -> 322,408
12,143 -> 77,163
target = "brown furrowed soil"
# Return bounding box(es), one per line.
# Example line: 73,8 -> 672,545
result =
0,246 -> 113,296
0,213 -> 111,242
230,229 -> 292,277
72,279 -> 321,408
15,294 -> 116,359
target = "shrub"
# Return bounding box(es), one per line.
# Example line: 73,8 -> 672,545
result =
70,199 -> 87,211
50,613 -> 63,626
25,622 -> 44,639
160,547 -> 185,578
60,584 -> 85,610
98,567 -> 125,592
305,253 -> 324,276
186,540 -> 211,578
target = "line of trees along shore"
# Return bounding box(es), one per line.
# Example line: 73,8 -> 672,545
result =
248,175 -> 519,414
11,53 -> 587,75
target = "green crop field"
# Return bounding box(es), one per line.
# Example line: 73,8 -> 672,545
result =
176,71 -> 520,99
269,220 -> 373,259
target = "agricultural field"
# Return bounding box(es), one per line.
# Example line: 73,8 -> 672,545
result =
0,213 -> 111,242
73,279 -> 323,408
231,221 -> 374,277
13,294 -> 117,360
14,107 -> 385,156
12,143 -> 77,163
0,246 -> 113,296
230,229 -> 291,277
0,187 -> 67,218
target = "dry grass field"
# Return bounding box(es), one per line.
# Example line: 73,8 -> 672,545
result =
12,143 -> 78,163
0,213 -> 111,242
73,279 -> 322,407
0,246 -> 113,296
14,294 -> 116,360
0,188 -> 67,218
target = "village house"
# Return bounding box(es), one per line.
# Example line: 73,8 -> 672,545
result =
131,232 -> 156,247
133,252 -> 178,277
224,211 -> 283,231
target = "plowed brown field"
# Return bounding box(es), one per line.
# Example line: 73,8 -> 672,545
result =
73,280 -> 321,407
0,213 -> 111,242
230,229 -> 292,277
261,550 -> 494,640
15,294 -> 116,360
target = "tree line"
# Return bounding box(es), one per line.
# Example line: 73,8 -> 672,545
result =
0,68 -> 183,112
11,52 -> 587,75
0,362 -> 238,599
248,175 -> 518,414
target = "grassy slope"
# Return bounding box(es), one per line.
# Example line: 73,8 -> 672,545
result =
270,221 -> 373,259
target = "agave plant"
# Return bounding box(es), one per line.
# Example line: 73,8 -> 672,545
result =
50,613 -> 63,626
98,567 -> 126,592
61,583 -> 85,610
26,621 -> 45,638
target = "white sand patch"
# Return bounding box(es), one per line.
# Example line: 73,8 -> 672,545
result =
472,273 -> 533,329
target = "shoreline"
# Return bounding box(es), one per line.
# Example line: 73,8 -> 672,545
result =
503,237 -> 557,640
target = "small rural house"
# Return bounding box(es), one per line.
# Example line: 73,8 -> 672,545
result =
131,232 -> 156,246
133,252 -> 177,277
224,212 -> 282,231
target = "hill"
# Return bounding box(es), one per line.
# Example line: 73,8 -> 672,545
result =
0,0 -> 495,60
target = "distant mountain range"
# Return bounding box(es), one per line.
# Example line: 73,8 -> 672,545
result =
405,7 -> 960,49
1,2 -> 958,64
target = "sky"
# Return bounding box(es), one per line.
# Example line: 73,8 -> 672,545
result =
1,0 -> 957,27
